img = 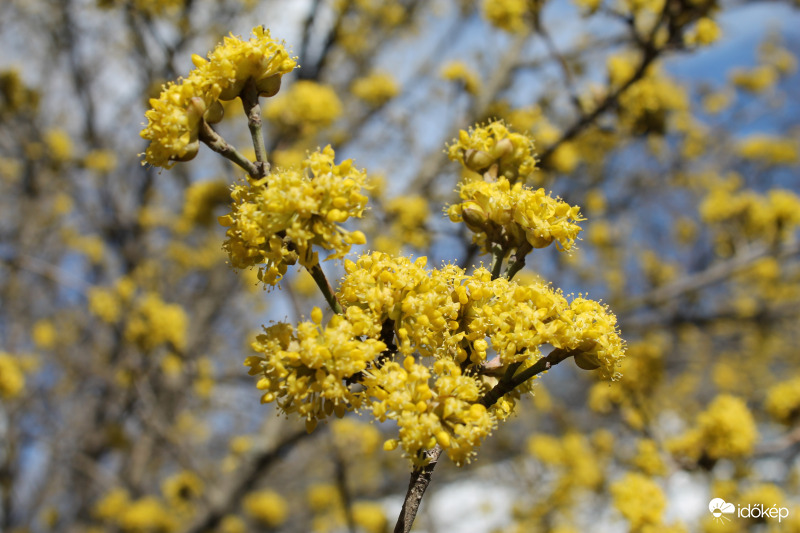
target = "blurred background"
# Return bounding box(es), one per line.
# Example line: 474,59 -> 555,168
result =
1,0 -> 799,531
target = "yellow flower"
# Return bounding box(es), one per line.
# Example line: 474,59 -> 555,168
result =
447,177 -> 584,255
352,71 -> 399,106
440,61 -> 480,95
611,473 -> 666,530
32,319 -> 57,350
632,439 -> 667,476
92,487 -> 130,521
364,357 -> 496,465
242,490 -> 288,527
220,146 -> 369,285
483,0 -> 529,33
83,149 -> 118,173
175,179 -> 230,233
162,471 -> 204,510
685,17 -> 721,46
353,501 -> 387,533
738,134 -> 798,165
447,120 -> 538,183
265,80 -> 342,132
668,394 -> 758,461
730,65 -> 779,93
119,497 -> 177,532
141,27 -> 296,168
124,293 -> 188,351
0,352 -> 25,399
765,376 -> 800,424
44,128 -> 73,162
246,310 -> 386,427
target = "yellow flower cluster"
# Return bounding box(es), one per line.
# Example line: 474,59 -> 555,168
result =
245,307 -> 387,430
611,473 -> 667,530
685,17 -> 722,46
332,0 -> 407,55
248,250 -> 624,464
307,481 -> 387,533
345,253 -> 623,455
528,432 -> 605,490
219,146 -> 369,285
351,71 -> 399,106
765,376 -> 800,424
737,134 -> 798,166
242,490 -> 289,527
141,27 -> 297,168
700,182 -> 800,243
613,62 -> 689,134
0,352 -> 25,399
161,471 -> 204,511
587,334 -> 667,423
632,439 -> 667,477
87,277 -> 136,324
448,120 -> 538,183
175,179 -> 230,233
482,0 -> 530,33
447,177 -> 584,255
667,394 -> 759,462
440,61 -> 480,95
371,358 -> 495,465
44,128 -> 73,162
124,293 -> 189,352
83,149 -> 118,173
730,65 -> 779,93
32,319 -> 57,350
265,80 -> 343,132
340,252 -> 624,375
0,69 -> 39,115
375,195 -> 431,253
93,488 -> 180,533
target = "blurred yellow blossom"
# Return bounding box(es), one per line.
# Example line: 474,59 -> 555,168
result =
265,80 -> 342,132
352,71 -> 399,106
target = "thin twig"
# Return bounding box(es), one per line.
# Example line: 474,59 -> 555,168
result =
393,446 -> 444,533
198,121 -> 259,177
308,262 -> 344,315
240,78 -> 269,178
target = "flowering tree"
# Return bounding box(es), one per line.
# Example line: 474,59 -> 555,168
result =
1,1 -> 799,532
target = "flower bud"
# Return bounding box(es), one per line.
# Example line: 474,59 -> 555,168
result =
186,97 -> 206,128
461,202 -> 488,230
490,138 -> 514,160
190,54 -> 208,68
203,100 -> 225,124
305,418 -> 318,433
574,351 -> 601,370
464,149 -> 494,172
218,78 -> 247,101
283,249 -> 298,265
256,73 -> 282,97
172,139 -> 199,162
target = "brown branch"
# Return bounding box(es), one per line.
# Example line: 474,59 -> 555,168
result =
393,446 -> 444,533
198,121 -> 260,178
538,46 -> 659,165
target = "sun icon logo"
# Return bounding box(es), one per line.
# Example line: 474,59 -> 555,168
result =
709,498 -> 736,523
